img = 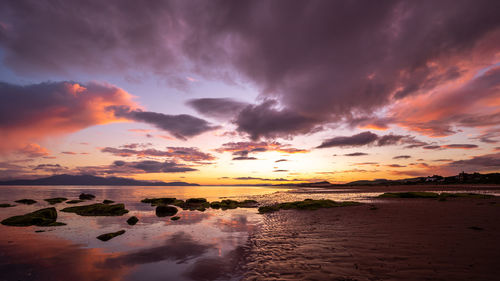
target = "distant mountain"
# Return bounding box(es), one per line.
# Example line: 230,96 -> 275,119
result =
0,174 -> 199,186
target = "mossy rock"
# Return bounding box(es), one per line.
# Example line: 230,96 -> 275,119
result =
210,199 -> 258,210
79,193 -> 96,200
61,203 -> 129,216
0,204 -> 15,208
15,199 -> 37,205
1,207 -> 66,227
155,205 -> 178,217
171,216 -> 180,221
141,197 -> 177,206
44,197 -> 67,205
102,199 -> 115,204
186,198 -> 207,204
97,230 -> 125,241
66,200 -> 84,204
258,199 -> 361,214
126,216 -> 138,225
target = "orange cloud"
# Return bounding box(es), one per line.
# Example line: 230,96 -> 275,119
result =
0,81 -> 139,154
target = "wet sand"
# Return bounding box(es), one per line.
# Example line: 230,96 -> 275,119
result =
242,193 -> 500,280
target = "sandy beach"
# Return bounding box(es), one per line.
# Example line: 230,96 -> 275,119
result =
242,187 -> 500,281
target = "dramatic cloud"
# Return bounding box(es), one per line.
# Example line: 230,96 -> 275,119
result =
186,98 -> 249,120
101,146 -> 215,162
111,106 -> 219,140
234,100 -> 320,140
0,81 -> 137,152
16,143 -> 50,158
391,66 -> 500,136
1,1 -> 499,139
275,159 -> 288,163
317,131 -> 422,149
344,152 -> 369,157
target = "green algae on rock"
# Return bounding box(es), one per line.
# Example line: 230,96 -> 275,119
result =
258,199 -> 361,214
141,197 -> 177,206
61,203 -> 129,216
210,199 -> 258,210
171,216 -> 180,221
126,216 -> 139,225
15,199 -> 37,205
155,205 -> 178,217
44,197 -> 68,205
1,207 -> 66,227
173,198 -> 210,211
79,193 -> 96,200
0,204 -> 16,208
97,230 -> 125,241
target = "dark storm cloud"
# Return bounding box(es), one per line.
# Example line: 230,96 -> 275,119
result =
234,100 -> 320,140
186,98 -> 249,120
111,106 -> 219,140
0,1 -> 499,138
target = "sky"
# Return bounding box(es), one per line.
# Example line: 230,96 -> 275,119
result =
0,0 -> 499,185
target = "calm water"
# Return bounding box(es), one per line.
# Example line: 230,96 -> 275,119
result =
0,185 -> 287,281
1,185 -> 498,281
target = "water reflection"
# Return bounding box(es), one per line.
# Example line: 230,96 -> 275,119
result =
0,185 -> 268,281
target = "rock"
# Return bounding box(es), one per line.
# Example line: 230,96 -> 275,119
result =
1,207 -> 66,227
186,198 -> 207,204
61,203 -> 129,216
174,198 -> 209,211
79,193 -> 96,200
102,200 -> 114,204
171,216 -> 180,221
44,197 -> 67,205
66,200 -> 84,204
0,204 -> 15,208
141,197 -> 177,206
155,205 -> 178,217
210,199 -> 258,210
126,216 -> 138,225
97,230 -> 125,241
14,199 -> 37,205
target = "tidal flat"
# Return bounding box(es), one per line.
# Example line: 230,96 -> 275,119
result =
0,184 -> 499,281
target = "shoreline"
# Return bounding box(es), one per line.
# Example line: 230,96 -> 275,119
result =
241,191 -> 500,280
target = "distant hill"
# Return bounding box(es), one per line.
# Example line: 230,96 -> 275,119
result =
0,174 -> 199,186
